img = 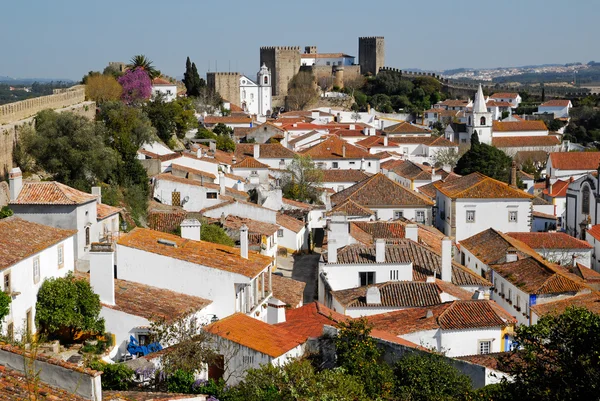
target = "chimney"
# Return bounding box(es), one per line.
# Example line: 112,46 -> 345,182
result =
311,110 -> 319,119
9,167 -> 23,202
572,254 -> 578,267
441,237 -> 452,282
405,224 -> 418,242
366,286 -> 381,303
90,243 -> 115,306
337,112 -> 341,122
180,218 -> 201,241
209,141 -> 216,153
325,193 -> 332,211
236,179 -> 245,192
380,120 -> 385,130
328,239 -> 338,263
510,161 -> 517,188
240,224 -> 249,259
91,186 -> 101,204
253,144 -> 260,159
360,157 -> 365,171
376,238 -> 386,263
197,149 -> 203,158
220,212 -> 226,226
342,144 -> 346,158
349,124 -> 355,130
383,134 -> 388,147
219,171 -> 226,196
506,248 -> 518,263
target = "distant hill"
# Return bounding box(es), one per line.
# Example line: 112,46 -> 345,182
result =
0,76 -> 75,84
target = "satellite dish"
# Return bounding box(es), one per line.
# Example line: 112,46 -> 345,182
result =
182,196 -> 190,205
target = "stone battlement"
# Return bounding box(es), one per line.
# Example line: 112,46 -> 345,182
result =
207,72 -> 240,76
260,46 -> 301,51
359,36 -> 384,40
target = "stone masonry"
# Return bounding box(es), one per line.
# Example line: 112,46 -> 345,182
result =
260,46 -> 301,97
207,72 -> 241,107
358,37 -> 385,76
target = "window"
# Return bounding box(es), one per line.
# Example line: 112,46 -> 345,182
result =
332,162 -> 339,168
207,192 -> 218,199
478,340 -> 491,355
33,256 -> 40,284
359,272 -> 375,286
468,116 -> 472,125
166,90 -> 172,95
509,211 -> 518,222
85,226 -> 90,246
349,161 -> 355,165
582,186 -> 591,214
138,334 -> 149,346
466,210 -> 475,223
243,355 -> 255,365
516,294 -> 521,311
416,211 -> 425,223
242,90 -> 246,99
508,288 -> 512,304
3,272 -> 10,294
480,117 -> 486,125
500,283 -> 505,297
368,162 -> 372,167
58,244 -> 64,268
390,270 -> 399,281
251,170 -> 258,175
278,229 -> 284,237
326,61 -> 331,66
394,211 -> 404,219
264,76 -> 268,85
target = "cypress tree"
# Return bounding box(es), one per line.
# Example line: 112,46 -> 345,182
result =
183,57 -> 196,96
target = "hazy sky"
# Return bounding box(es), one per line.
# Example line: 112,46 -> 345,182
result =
2,0 -> 599,80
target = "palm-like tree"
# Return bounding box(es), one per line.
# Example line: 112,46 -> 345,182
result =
127,55 -> 161,79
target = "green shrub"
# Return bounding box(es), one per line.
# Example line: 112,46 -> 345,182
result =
87,359 -> 134,390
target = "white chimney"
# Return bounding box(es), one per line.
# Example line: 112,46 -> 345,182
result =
383,134 -> 388,147
441,237 -> 452,282
375,238 -> 386,263
328,239 -> 338,263
506,248 -> 518,263
342,144 -> 346,158
405,224 -> 418,242
209,141 -> 216,153
9,167 -> 22,202
325,193 -> 332,211
311,110 -> 319,119
236,180 -> 245,192
91,186 -> 101,204
180,219 -> 201,241
253,144 -> 260,159
240,224 -> 249,259
328,213 -> 349,247
349,124 -> 355,130
360,157 -> 365,171
90,243 -> 115,306
219,171 -> 226,196
366,286 -> 381,304
197,149 -> 203,158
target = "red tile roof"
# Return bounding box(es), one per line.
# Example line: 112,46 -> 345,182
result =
331,281 -> 449,308
118,228 -> 272,278
549,152 -> 600,170
492,135 -> 560,148
542,179 -> 569,197
0,217 -> 76,271
531,291 -> 600,317
276,302 -> 350,341
390,160 -> 434,181
147,209 -> 188,233
587,224 -> 600,241
301,135 -> 378,160
490,93 -> 519,99
384,122 -> 431,134
282,197 -> 313,210
321,169 -> 371,183
532,210 -> 558,220
152,77 -> 174,86
492,120 -> 548,132
232,157 -> 270,169
355,136 -> 400,149
434,172 -> 534,199
540,100 -> 571,107
276,213 -> 305,233
204,115 -> 253,124
486,101 -> 512,107
11,181 -> 97,205
327,199 -> 374,217
506,232 -> 592,250
381,159 -> 405,170
97,203 -> 122,220
223,215 -> 279,236
171,164 -> 217,180
0,364 -> 89,400
271,274 -> 306,307
235,143 -> 297,159
367,300 -> 515,335
205,313 -> 305,357
459,228 -> 539,265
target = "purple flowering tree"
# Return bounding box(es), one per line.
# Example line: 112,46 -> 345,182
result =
118,68 -> 152,104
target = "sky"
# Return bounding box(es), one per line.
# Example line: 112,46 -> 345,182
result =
1,0 -> 599,81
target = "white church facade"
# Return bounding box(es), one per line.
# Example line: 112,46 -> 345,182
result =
240,64 -> 272,117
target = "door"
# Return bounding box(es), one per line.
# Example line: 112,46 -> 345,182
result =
208,355 -> 225,381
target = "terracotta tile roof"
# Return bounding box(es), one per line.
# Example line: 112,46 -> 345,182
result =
517,170 -> 534,180
276,213 -> 305,233
490,257 -> 585,295
11,181 -> 97,205
75,272 -> 211,323
321,169 -> 371,183
235,143 -> 297,159
147,209 -> 188,233
118,228 -> 272,278
331,128 -> 370,137
542,179 -> 569,197
325,240 -> 490,287
439,99 -> 470,107
459,228 -> 539,265
568,263 -> 600,282
384,122 -> 431,134
390,160 -> 433,181
548,152 -> 600,170
205,313 -> 304,357
327,199 -> 374,217
381,159 -> 405,170
492,135 -> 560,148
331,281 -> 445,308
355,136 -> 400,149
490,93 -> 519,99
224,215 -> 279,236
506,232 -> 592,250
204,115 -> 253,124
191,143 -> 235,165
0,217 -> 76,271
97,203 -> 122,220
301,135 -> 378,160
282,197 -> 313,210
532,210 -> 557,219
586,224 -> 600,241
276,302 -> 350,341
486,100 -> 512,107
151,77 -> 174,86
154,173 -> 248,200
331,173 -> 434,208
530,291 -> 600,317
0,365 -> 88,400
171,163 -> 217,180
271,274 -> 306,307
367,300 -> 515,335
540,100 -> 571,107
232,157 -> 270,169
434,172 -> 534,199
349,220 -> 446,253
492,120 -> 548,132
456,352 -> 515,373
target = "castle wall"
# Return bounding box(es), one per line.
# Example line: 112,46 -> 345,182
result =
207,72 -> 241,107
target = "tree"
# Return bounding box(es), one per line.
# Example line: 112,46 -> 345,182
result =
0,290 -> 11,328
213,123 -> 233,137
335,318 -> 394,399
0,206 -> 13,219
455,133 -> 513,182
144,93 -> 177,143
433,147 -> 461,168
36,272 -> 105,341
183,57 -> 206,97
172,97 -> 198,138
87,359 -> 134,390
287,71 -> 319,110
128,54 -> 160,79
21,110 -> 118,191
201,222 -> 235,246
498,307 -> 600,401
118,68 -> 152,104
393,353 -> 473,401
85,74 -> 122,104
282,155 -> 324,203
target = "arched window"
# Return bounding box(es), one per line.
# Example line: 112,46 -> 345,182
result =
242,90 -> 246,99
480,116 -> 486,125
582,185 -> 591,215
264,76 -> 268,85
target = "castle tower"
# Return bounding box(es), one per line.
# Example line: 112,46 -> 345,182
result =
257,63 -> 272,117
207,72 -> 241,107
467,84 -> 493,145
358,37 -> 385,76
259,46 -> 301,97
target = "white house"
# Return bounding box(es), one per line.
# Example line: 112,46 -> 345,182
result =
385,160 -> 442,191
231,157 -> 270,186
586,225 -> 600,272
537,99 -> 572,119
276,213 -> 308,252
491,120 -> 549,138
321,169 -> 371,193
151,78 -> 178,102
0,217 -> 76,340
235,143 -> 297,170
565,172 -> 600,239
8,168 -> 121,267
434,172 -> 534,242
367,300 -> 517,357
239,64 -> 272,117
541,178 -> 569,228
300,52 -> 355,67
546,151 -> 600,182
489,92 -> 522,108
301,135 -> 380,174
361,136 -> 457,165
204,313 -> 305,384
506,232 -> 593,267
221,215 -> 279,259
